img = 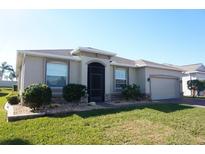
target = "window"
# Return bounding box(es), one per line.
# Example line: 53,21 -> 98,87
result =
115,68 -> 127,90
46,62 -> 68,87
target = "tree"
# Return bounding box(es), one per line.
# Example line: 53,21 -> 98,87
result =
187,80 -> 205,97
0,62 -> 14,81
187,80 -> 199,97
197,81 -> 205,96
8,68 -> 16,81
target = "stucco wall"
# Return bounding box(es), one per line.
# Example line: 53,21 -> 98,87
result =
128,67 -> 137,85
80,56 -> 111,94
79,51 -> 110,60
24,55 -> 45,89
70,60 -> 81,84
110,66 -> 138,93
21,56 -> 81,93
144,67 -> 182,94
182,75 -> 192,96
136,68 -> 146,93
20,62 -> 25,93
110,65 -> 114,93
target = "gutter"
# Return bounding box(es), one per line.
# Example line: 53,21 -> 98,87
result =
185,71 -> 205,74
136,65 -> 183,72
110,62 -> 136,68
71,47 -> 117,57
17,50 -> 81,61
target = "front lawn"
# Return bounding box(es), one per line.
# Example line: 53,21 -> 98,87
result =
0,88 -> 205,144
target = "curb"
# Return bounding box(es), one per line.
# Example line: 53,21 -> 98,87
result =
5,102 -> 46,122
5,101 -> 183,122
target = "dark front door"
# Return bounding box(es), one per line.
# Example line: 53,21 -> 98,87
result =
88,62 -> 105,102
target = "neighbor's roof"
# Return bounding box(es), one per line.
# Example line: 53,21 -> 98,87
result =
135,59 -> 183,71
179,63 -> 205,72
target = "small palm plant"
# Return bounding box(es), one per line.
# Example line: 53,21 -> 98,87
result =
0,62 -> 16,81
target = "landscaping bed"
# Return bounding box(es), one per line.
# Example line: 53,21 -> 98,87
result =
6,99 -> 153,121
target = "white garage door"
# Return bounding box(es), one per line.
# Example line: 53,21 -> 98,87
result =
150,77 -> 180,100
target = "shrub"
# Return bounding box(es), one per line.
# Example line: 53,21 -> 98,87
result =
6,92 -> 20,105
121,84 -> 141,100
22,84 -> 52,110
63,84 -> 86,102
187,80 -> 205,97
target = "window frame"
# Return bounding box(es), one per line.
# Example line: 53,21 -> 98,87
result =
45,61 -> 69,88
114,67 -> 128,91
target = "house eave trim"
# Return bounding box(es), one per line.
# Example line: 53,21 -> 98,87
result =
185,71 -> 205,74
137,65 -> 183,72
17,50 -> 81,61
71,47 -> 117,57
110,62 -> 136,68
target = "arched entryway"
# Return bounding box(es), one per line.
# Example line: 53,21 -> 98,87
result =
88,62 -> 105,102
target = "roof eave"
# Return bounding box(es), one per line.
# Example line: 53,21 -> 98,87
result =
71,47 -> 117,57
137,65 -> 183,72
110,62 -> 136,68
17,50 -> 81,61
16,51 -> 24,76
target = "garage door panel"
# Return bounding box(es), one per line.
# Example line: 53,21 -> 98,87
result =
151,77 -> 180,100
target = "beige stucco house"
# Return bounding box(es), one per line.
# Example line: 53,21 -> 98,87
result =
16,47 -> 183,102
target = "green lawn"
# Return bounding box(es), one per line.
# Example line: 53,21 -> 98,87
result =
0,88 -> 205,145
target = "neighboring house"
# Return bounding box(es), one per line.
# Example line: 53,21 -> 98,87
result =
179,63 -> 205,96
16,47 -> 183,102
0,80 -> 17,87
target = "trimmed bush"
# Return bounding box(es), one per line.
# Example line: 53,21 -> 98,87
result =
121,84 -> 141,100
63,84 -> 86,102
6,92 -> 20,105
22,84 -> 52,110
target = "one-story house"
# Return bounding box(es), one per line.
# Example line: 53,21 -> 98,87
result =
16,47 -> 183,102
179,63 -> 205,96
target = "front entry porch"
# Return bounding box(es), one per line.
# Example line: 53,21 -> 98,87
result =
88,62 -> 105,102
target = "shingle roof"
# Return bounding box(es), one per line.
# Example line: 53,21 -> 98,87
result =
21,49 -> 136,66
135,59 -> 183,71
179,63 -> 205,72
17,48 -> 183,71
111,56 -> 136,66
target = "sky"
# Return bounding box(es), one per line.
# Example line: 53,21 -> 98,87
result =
0,9 -> 205,69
